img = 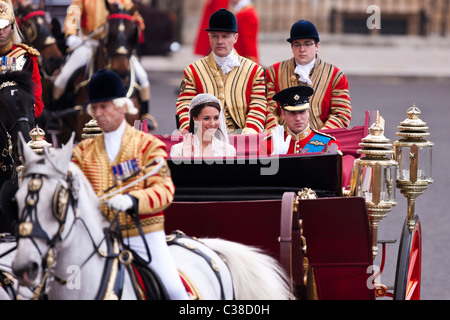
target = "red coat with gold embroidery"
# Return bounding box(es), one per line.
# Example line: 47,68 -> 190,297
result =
6,44 -> 43,118
72,124 -> 174,237
265,57 -> 351,131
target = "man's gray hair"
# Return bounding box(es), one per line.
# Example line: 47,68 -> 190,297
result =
86,97 -> 138,116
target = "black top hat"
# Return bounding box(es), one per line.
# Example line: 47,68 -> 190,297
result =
87,69 -> 126,104
273,86 -> 314,112
287,20 -> 320,43
205,8 -> 237,33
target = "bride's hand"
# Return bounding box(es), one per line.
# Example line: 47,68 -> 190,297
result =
181,133 -> 194,157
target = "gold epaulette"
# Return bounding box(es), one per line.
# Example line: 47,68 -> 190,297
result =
16,43 -> 40,57
312,128 -> 336,140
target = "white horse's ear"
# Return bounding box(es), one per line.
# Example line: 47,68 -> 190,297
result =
51,132 -> 76,173
62,132 -> 76,151
17,131 -> 41,165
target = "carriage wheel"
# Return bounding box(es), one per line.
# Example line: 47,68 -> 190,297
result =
393,215 -> 422,300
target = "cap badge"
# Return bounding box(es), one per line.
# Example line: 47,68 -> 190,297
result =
294,94 -> 300,101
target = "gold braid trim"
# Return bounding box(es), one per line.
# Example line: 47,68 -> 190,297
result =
178,269 -> 202,300
16,43 -> 40,56
120,216 -> 165,237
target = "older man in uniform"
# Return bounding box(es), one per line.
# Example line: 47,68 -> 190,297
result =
72,69 -> 188,300
260,85 -> 340,155
176,8 -> 267,135
264,20 -> 351,131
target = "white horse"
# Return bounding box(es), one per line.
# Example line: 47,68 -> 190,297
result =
0,237 -> 33,300
11,133 -> 293,300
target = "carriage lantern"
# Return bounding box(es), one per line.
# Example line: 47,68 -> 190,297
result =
394,105 -> 433,233
350,120 -> 398,260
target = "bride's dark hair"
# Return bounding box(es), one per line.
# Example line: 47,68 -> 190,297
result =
188,102 -> 225,140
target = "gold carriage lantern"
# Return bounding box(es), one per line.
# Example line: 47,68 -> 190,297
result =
350,120 -> 398,260
394,105 -> 433,233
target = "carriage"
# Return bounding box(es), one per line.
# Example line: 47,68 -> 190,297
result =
0,1 -> 434,301
0,105 -> 432,300
153,107 -> 432,300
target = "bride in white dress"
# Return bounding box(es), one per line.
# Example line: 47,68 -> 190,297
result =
170,94 -> 236,157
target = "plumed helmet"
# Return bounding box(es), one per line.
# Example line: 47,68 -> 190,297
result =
87,69 -> 126,104
205,8 -> 237,33
287,20 -> 320,43
0,1 -> 15,29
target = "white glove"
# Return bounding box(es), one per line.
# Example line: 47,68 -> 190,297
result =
66,35 -> 83,50
271,125 -> 291,155
107,194 -> 134,212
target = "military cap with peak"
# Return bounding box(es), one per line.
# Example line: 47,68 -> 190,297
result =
273,86 -> 314,112
205,8 -> 237,33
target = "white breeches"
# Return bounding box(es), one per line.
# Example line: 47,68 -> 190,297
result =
124,230 -> 189,300
54,40 -> 97,91
54,41 -> 149,92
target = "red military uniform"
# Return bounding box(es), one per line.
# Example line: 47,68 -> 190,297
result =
260,126 -> 341,155
265,57 -> 351,131
233,3 -> 259,64
5,44 -> 43,118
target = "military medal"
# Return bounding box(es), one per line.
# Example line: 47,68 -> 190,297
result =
1,56 -> 6,71
112,158 -> 140,182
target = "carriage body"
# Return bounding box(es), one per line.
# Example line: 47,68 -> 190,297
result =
157,111 -> 422,300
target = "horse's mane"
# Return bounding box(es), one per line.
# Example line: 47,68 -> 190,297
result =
0,71 -> 33,94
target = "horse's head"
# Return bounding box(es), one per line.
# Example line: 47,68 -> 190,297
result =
12,133 -> 104,292
16,3 -> 63,76
103,5 -> 139,77
0,72 -> 35,179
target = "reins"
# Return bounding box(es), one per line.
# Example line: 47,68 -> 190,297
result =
17,153 -> 166,299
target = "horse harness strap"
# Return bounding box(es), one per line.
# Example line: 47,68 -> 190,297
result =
0,116 -> 14,172
166,231 -> 229,300
126,56 -> 141,98
94,229 -> 125,300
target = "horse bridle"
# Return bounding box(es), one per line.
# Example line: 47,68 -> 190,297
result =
18,10 -> 60,79
106,13 -> 137,57
0,121 -> 13,173
16,166 -> 103,298
0,82 -> 34,173
16,165 -> 127,300
18,10 -> 57,49
16,154 -> 167,299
